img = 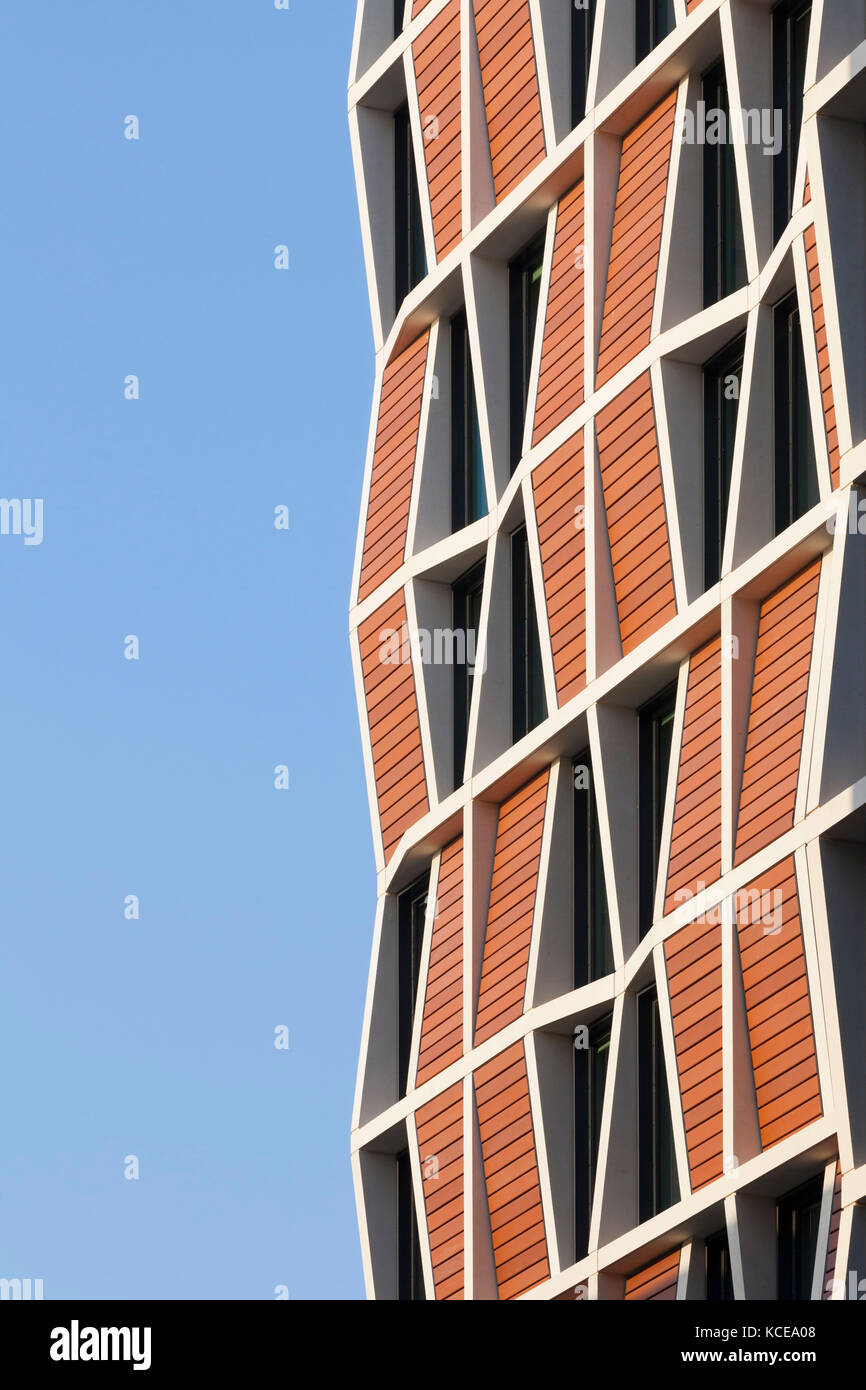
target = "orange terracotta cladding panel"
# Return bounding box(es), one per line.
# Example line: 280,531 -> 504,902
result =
596,91 -> 677,387
475,769 -> 549,1045
624,1249 -> 680,1300
665,921 -> 723,1191
358,331 -> 430,602
416,837 -> 464,1086
823,1162 -> 842,1300
475,1041 -> 549,1299
532,181 -> 585,444
734,560 -> 821,866
358,590 -> 429,861
736,856 -> 822,1150
413,0 -> 462,262
472,0 -> 545,203
804,223 -> 841,488
665,637 -> 723,913
686,0 -> 703,11
412,0 -> 432,16
416,1082 -> 464,1300
596,372 -> 677,656
532,433 -> 586,706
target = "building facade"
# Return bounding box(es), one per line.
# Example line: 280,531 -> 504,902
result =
348,0 -> 866,1300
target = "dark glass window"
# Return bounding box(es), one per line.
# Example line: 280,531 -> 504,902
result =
703,62 -> 747,306
575,1014 -> 612,1259
635,0 -> 675,64
453,562 -> 485,787
773,0 -> 812,240
397,1148 -> 425,1299
638,987 -> 678,1223
451,311 -> 486,531
574,752 -> 613,988
395,102 -> 426,307
398,872 -> 429,1095
703,334 -> 745,589
394,0 -> 404,39
778,1175 -> 823,1300
509,233 -> 546,472
774,290 -> 818,533
638,686 -> 677,937
512,526 -> 546,742
572,1 -> 595,127
706,1227 -> 735,1300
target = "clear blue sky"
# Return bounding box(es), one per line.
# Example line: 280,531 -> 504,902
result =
0,1 -> 373,1299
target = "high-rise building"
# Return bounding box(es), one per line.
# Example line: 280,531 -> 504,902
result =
348,0 -> 866,1301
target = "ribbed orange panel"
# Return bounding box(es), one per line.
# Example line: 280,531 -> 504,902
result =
475,1041 -> 549,1299
358,591 -> 429,861
686,0 -> 703,11
734,560 -> 821,866
823,1162 -> 842,1300
472,0 -> 545,203
416,838 -> 464,1086
412,0 -> 431,16
532,181 -> 585,444
665,921 -> 724,1191
475,770 -> 549,1045
532,433 -> 586,706
736,857 -> 822,1150
358,332 -> 430,602
665,638 -> 723,912
416,1082 -> 464,1300
413,0 -> 462,262
804,223 -> 840,488
596,91 -> 677,387
597,373 -> 677,655
624,1249 -> 680,1300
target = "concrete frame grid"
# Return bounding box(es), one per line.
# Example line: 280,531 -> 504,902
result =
349,0 -> 866,1300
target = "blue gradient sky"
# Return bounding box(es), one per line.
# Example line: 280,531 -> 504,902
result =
0,1 -> 372,1299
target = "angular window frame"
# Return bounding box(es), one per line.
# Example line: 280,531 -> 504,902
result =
638,685 -> 678,937
703,333 -> 746,589
509,232 -> 546,473
777,1174 -> 823,1301
574,1013 -> 613,1259
574,751 -> 613,989
571,0 -> 596,128
702,60 -> 747,307
635,0 -> 676,65
774,289 -> 818,534
511,525 -> 546,743
637,985 -> 679,1224
397,1147 -> 426,1299
395,101 -> 427,307
451,310 -> 486,532
452,561 -> 485,788
772,0 -> 812,241
706,1227 -> 735,1300
398,871 -> 430,1096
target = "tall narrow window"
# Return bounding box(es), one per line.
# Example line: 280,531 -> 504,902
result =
452,562 -> 485,787
512,526 -> 546,742
638,687 -> 677,936
451,311 -> 486,531
395,102 -> 426,307
774,290 -> 818,533
638,987 -> 678,1224
509,233 -> 546,472
397,1148 -> 425,1299
777,1175 -> 823,1300
398,872 -> 429,1095
706,1228 -> 735,1300
703,334 -> 745,589
773,0 -> 812,240
574,752 -> 613,988
574,1014 -> 612,1259
703,61 -> 747,306
394,0 -> 404,39
635,0 -> 675,64
572,0 -> 595,127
